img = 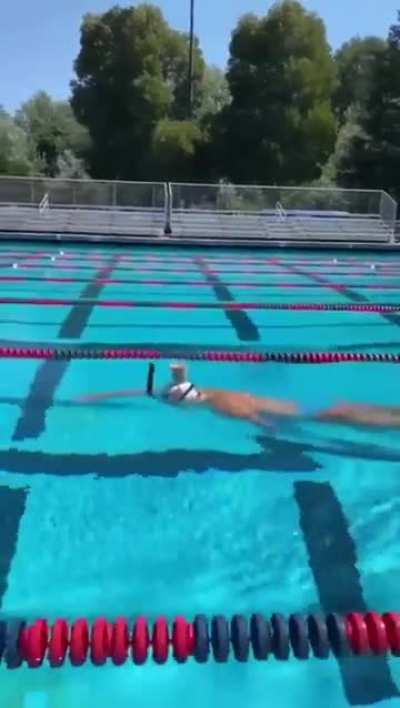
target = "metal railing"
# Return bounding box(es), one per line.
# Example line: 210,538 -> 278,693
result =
164,182 -> 173,235
38,193 -> 49,215
0,176 -> 397,244
380,191 -> 397,240
275,202 -> 287,222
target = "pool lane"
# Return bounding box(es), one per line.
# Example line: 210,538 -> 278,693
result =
0,245 -> 398,352
12,254 -> 122,442
0,246 -> 400,706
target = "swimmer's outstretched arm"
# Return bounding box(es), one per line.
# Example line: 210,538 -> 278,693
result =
77,389 -> 148,403
78,365 -> 183,403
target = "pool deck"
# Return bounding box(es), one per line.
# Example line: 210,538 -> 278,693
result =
1,230 -> 399,251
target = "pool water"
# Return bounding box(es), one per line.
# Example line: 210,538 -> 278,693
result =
0,242 -> 400,707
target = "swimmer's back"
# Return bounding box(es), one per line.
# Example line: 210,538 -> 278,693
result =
202,388 -> 298,420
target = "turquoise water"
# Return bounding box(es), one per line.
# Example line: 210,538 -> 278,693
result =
0,243 -> 399,707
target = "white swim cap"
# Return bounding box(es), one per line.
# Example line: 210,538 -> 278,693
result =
164,382 -> 200,402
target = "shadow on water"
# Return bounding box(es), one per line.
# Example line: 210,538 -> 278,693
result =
295,481 -> 399,705
0,427 -> 399,479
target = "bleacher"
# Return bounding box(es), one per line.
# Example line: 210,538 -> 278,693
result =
0,177 -> 397,247
0,205 -> 165,238
168,212 -> 391,244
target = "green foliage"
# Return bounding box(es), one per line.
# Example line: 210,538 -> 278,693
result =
322,108 -> 365,185
0,113 -> 36,176
195,66 -> 231,120
219,1 -> 337,185
163,32 -> 205,120
71,4 -> 205,179
333,13 -> 400,199
151,119 -> 203,181
56,149 -> 89,179
15,92 -> 90,177
334,37 -> 387,122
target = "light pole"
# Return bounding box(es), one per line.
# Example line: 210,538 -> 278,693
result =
188,0 -> 195,118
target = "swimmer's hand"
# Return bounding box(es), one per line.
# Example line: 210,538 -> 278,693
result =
77,389 -> 146,403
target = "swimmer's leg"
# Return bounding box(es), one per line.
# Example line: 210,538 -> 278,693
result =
315,403 -> 400,428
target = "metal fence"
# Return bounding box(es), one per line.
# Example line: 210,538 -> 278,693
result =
0,176 -> 165,210
170,182 -> 388,217
0,176 -> 167,239
167,183 -> 398,244
0,176 -> 397,244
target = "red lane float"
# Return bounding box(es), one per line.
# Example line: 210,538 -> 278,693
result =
132,617 -> 150,665
48,619 -> 69,667
0,296 -> 399,312
3,612 -> 400,668
70,619 -> 89,666
111,617 -> 130,665
0,347 -> 399,363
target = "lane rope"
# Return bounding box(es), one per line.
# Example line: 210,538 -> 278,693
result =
0,276 -> 399,290
2,612 -> 399,667
0,347 -> 399,363
0,297 -> 399,312
9,263 -> 400,277
0,251 -> 397,269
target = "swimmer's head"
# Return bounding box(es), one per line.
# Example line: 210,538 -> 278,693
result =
162,363 -> 201,404
170,362 -> 187,384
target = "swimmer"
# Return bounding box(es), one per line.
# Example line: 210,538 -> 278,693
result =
162,363 -> 297,425
79,362 -> 400,430
162,363 -> 400,428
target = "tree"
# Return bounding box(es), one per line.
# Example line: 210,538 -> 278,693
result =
71,4 -> 205,180
195,66 -> 231,120
329,107 -> 367,187
218,1 -> 337,185
56,149 -> 89,179
333,12 -> 400,197
15,92 -> 90,177
151,119 -> 203,181
334,37 -> 387,122
0,113 -> 36,176
162,31 -> 205,120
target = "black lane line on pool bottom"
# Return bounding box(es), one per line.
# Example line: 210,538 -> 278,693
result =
3,424 -> 400,477
12,255 -> 120,442
280,250 -> 400,704
280,260 -> 400,329
295,481 -> 399,706
0,486 -> 28,607
193,257 -> 260,341
0,436 -> 322,478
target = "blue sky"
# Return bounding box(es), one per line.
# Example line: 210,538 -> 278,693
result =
1,0 -> 398,112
